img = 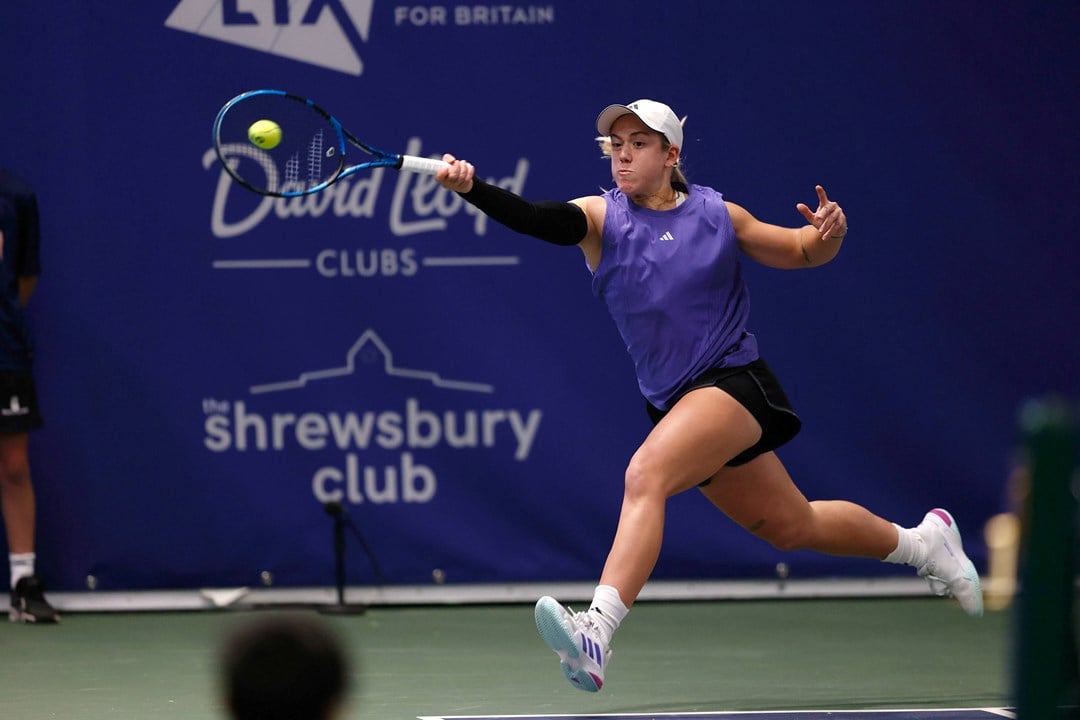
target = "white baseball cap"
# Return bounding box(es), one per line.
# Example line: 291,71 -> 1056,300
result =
596,99 -> 683,149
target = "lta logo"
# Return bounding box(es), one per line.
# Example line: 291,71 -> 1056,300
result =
165,0 -> 374,76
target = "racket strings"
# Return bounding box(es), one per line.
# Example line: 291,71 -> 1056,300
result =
215,93 -> 344,195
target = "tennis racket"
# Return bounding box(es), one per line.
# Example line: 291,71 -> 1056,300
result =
212,89 -> 449,197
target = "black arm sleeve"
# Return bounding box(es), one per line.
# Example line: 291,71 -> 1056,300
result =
458,179 -> 588,246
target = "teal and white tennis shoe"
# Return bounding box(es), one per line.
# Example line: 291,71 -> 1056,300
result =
916,508 -> 984,617
534,596 -> 611,692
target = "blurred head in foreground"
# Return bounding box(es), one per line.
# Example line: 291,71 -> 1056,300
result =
221,613 -> 351,720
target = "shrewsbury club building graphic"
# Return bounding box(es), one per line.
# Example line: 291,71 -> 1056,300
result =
201,331 -> 543,505
248,329 -> 494,395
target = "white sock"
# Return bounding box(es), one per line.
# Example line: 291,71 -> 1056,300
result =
10,552 -> 35,589
588,584 -> 628,644
883,524 -> 927,567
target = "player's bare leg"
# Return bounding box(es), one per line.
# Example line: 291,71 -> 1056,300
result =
598,386 -> 763,606
535,387 -> 760,691
701,452 -> 982,615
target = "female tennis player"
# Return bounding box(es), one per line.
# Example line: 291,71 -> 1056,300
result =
435,99 -> 982,693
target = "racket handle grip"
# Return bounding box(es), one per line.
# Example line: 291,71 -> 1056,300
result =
398,155 -> 451,174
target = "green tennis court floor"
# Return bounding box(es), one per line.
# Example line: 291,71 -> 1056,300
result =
0,598 -> 1011,720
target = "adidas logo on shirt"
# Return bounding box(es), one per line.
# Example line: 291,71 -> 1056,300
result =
658,231 -> 675,242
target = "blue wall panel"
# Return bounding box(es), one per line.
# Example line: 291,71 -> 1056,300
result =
0,1 -> 1075,591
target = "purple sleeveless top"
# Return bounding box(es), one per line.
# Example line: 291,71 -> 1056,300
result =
591,184 -> 759,409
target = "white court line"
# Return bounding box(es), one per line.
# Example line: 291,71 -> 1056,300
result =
417,709 -> 1015,720
50,577 -> 937,612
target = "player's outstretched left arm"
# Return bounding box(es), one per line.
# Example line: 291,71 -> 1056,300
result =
729,184 -> 848,269
796,184 -> 847,246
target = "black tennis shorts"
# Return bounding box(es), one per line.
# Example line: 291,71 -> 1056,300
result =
646,357 -> 801,469
0,369 -> 44,434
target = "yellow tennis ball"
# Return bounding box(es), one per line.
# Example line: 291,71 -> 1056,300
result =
248,119 -> 282,149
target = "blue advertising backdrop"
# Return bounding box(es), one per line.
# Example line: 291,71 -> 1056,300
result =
0,2 -> 1075,592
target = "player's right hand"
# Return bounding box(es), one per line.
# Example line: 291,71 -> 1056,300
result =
436,153 -> 475,194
